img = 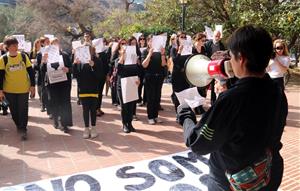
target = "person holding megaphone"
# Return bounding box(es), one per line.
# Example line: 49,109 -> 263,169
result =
178,25 -> 287,191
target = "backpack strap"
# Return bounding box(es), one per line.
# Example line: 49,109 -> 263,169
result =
2,53 -> 27,67
21,52 -> 27,66
3,54 -> 8,67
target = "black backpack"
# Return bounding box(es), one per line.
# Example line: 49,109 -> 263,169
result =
2,53 -> 27,67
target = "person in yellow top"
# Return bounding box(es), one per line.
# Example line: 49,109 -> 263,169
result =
0,36 -> 35,141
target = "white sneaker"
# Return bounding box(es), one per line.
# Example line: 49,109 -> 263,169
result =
155,117 -> 163,123
83,128 -> 90,139
148,119 -> 156,125
90,126 -> 98,138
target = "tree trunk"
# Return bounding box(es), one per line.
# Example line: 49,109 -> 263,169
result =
124,0 -> 134,12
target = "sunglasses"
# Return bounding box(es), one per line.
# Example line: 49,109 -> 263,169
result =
121,43 -> 126,45
275,46 -> 284,50
140,38 -> 145,40
180,36 -> 187,39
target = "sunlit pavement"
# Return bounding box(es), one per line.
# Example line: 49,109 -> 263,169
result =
0,75 -> 299,190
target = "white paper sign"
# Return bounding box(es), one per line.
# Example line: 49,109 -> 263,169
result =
112,42 -> 119,52
47,55 -> 67,84
215,25 -> 223,38
152,35 -> 167,52
124,45 -> 137,65
175,87 -> 206,109
24,41 -> 32,53
44,34 -> 55,40
181,39 -> 193,56
121,76 -> 139,104
75,46 -> 91,64
44,45 -> 60,64
92,38 -> 104,53
205,26 -> 214,40
0,151 -> 209,191
133,32 -> 143,41
13,34 -> 25,50
72,40 -> 82,50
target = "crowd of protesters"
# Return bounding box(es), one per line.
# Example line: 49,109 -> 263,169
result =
0,25 -> 292,191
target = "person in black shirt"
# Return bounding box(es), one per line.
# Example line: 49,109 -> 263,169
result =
142,35 -> 166,125
41,38 -> 73,133
116,42 -> 140,133
192,33 -> 209,115
30,39 -> 44,112
205,30 -> 226,105
170,32 -> 192,121
0,42 -> 8,115
178,25 -> 288,191
73,46 -> 101,139
96,38 -> 111,117
137,35 -> 147,106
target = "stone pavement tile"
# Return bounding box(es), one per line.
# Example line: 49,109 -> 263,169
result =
0,78 -> 299,190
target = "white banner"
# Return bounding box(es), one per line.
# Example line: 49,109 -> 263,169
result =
0,151 -> 210,191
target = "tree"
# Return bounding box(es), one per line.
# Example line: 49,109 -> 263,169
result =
124,0 -> 135,12
21,0 -> 107,40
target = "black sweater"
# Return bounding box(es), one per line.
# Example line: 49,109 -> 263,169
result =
182,75 -> 288,173
73,56 -> 102,96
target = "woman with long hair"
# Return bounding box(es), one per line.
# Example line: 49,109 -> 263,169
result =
267,39 -> 290,91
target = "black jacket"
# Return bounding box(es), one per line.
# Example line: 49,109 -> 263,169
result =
41,51 -> 72,87
182,75 -> 288,173
171,47 -> 191,92
73,56 -> 102,95
204,40 -> 225,58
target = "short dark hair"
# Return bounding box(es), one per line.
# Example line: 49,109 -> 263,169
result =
4,36 -> 19,48
228,25 -> 273,73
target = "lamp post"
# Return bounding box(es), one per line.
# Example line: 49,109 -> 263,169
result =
179,0 -> 188,31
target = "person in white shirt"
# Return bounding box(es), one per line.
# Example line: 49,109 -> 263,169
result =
267,39 -> 290,90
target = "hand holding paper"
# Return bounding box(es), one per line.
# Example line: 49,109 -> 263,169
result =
175,87 -> 206,109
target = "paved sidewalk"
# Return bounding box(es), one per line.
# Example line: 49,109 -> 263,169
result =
0,75 -> 299,190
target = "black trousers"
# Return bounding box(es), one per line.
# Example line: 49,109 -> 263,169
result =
145,75 -> 163,119
138,70 -> 146,103
97,77 -> 106,109
117,78 -> 135,124
5,93 -> 29,132
41,84 -> 50,114
81,97 -> 98,127
272,77 -> 285,92
111,79 -> 119,105
48,84 -> 73,127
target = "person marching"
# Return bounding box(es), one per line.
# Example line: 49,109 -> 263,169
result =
178,25 -> 288,191
142,35 -> 166,125
73,45 -> 101,139
41,38 -> 73,133
96,38 -> 111,117
116,41 -> 140,133
0,36 -> 36,140
267,39 -> 290,91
